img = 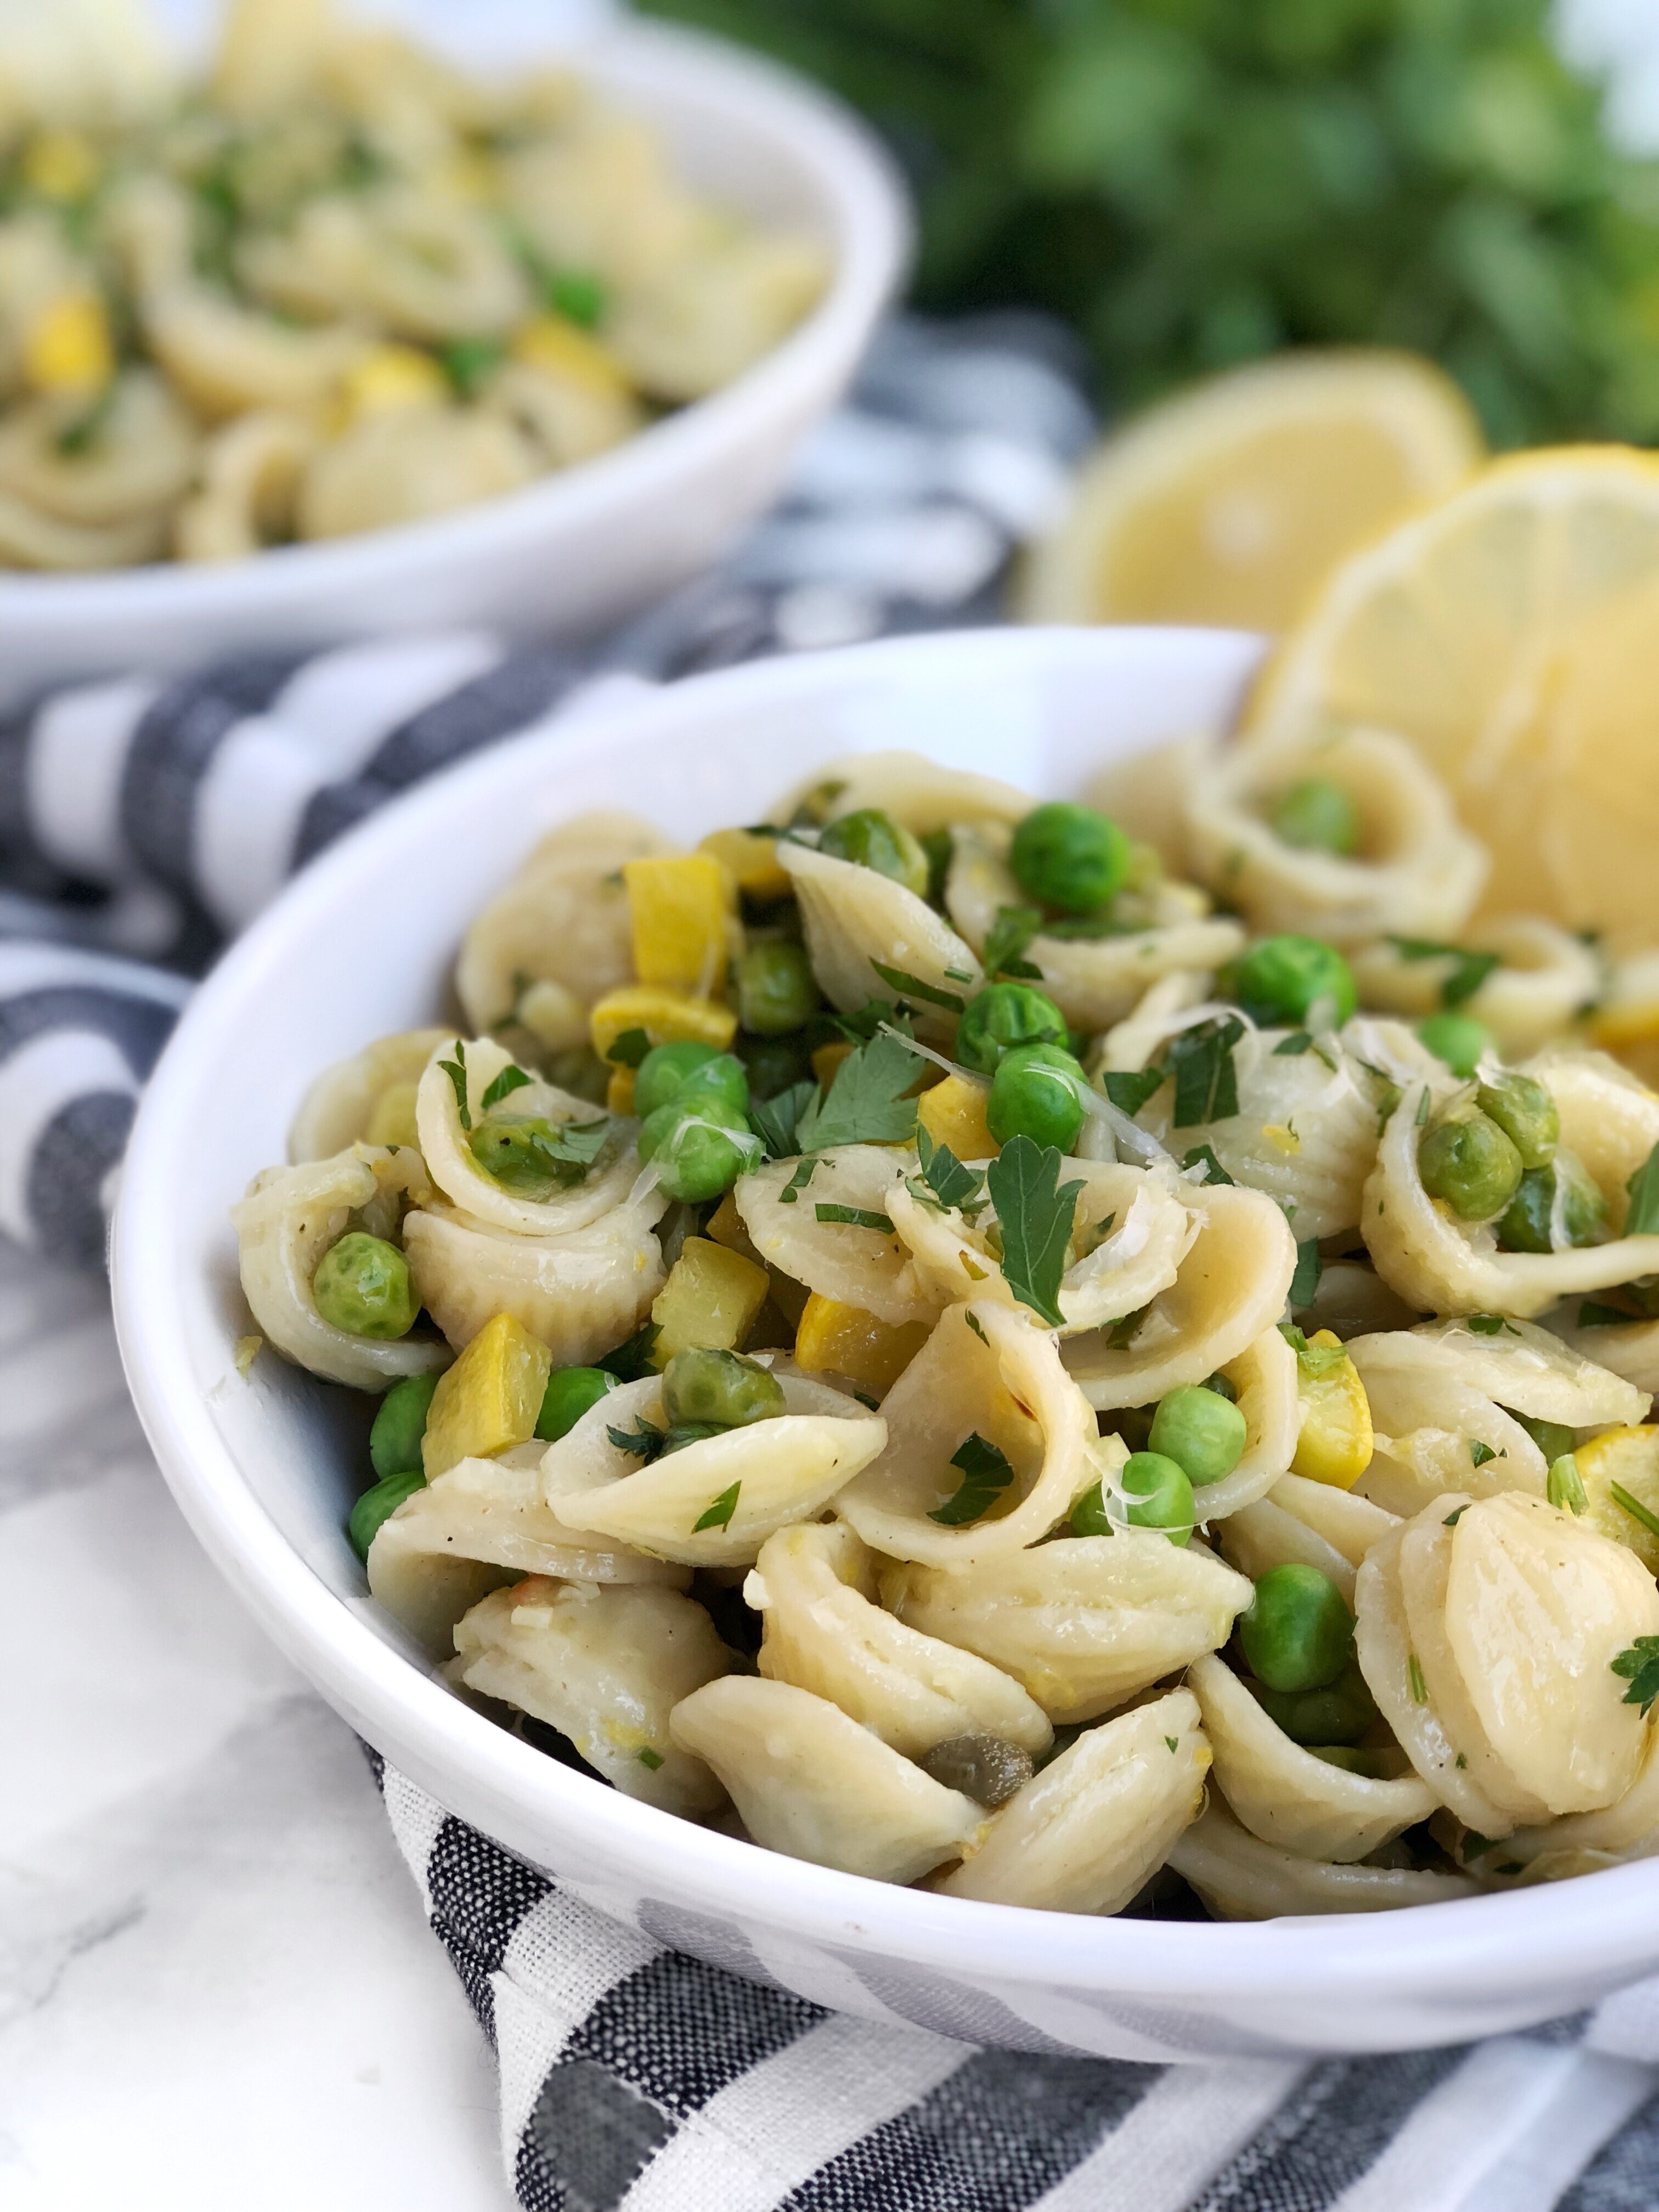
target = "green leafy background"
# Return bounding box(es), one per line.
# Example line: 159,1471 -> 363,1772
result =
639,0 -> 1659,446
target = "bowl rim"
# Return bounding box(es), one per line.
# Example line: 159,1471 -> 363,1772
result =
110,624 -> 1659,2002
0,14 -> 911,622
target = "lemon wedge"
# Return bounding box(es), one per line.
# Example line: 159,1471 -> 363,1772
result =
1245,446 -> 1659,951
1017,349 -> 1483,634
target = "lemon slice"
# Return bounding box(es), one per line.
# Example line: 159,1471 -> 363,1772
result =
1245,447 -> 1659,951
1017,349 -> 1483,634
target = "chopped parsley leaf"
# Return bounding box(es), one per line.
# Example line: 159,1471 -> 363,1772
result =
1386,935 -> 1501,1009
1167,1015 -> 1244,1128
692,1481 -> 742,1533
797,1029 -> 924,1152
778,1158 -> 817,1205
438,1041 -> 471,1130
928,1431 -> 1016,1525
1612,1635 -> 1659,1718
815,1204 -> 896,1234
1290,1238 -> 1323,1308
1627,1142 -> 1659,1236
481,1063 -> 533,1112
985,1136 -> 1083,1329
870,960 -> 966,1013
1101,1066 -> 1166,1117
981,905 -> 1043,980
608,1418 -> 665,1460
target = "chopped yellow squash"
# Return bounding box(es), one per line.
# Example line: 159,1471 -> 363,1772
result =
606,1064 -> 636,1116
511,314 -> 631,396
624,855 -> 735,997
916,1073 -> 997,1161
1289,1328 -> 1373,1489
364,1079 -> 421,1151
697,826 -> 792,905
589,985 -> 737,1060
338,343 -> 449,425
650,1238 -> 771,1365
812,1040 -> 854,1089
1574,1426 -> 1659,1575
422,1312 -> 551,1479
24,294 -> 112,395
794,1293 -> 929,1399
707,1193 -> 810,1326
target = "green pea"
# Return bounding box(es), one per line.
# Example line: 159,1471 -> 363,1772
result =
1509,1409 -> 1577,1464
1240,1564 -> 1353,1692
818,808 -> 929,898
1009,801 -> 1131,914
738,941 -> 818,1036
1255,1657 -> 1376,1746
1476,1071 -> 1559,1170
468,1114 -> 580,1195
313,1232 -> 417,1339
956,981 -> 1069,1075
1497,1148 -> 1609,1253
1417,1110 -> 1523,1221
1417,1011 -> 1492,1079
370,1372 -> 439,1479
1227,935 -> 1356,1028
661,1421 -> 728,1454
1122,1450 -> 1195,1545
1270,777 -> 1360,855
348,1470 -> 425,1562
635,1042 -> 742,1122
1148,1383 -> 1247,1486
918,1731 -> 1032,1807
537,1365 -> 619,1443
986,1041 -> 1089,1152
736,1031 -> 813,1101
639,1098 -> 754,1203
918,826 -> 953,907
1069,1479 -> 1113,1537
662,1346 -> 786,1430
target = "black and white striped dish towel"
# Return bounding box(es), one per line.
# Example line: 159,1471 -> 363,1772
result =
11,313 -> 1659,2209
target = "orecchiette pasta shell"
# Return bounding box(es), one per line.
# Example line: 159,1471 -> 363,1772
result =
1537,1052 -> 1659,1233
882,1531 -> 1253,1724
1361,1073 -> 1659,1321
836,1302 -> 1094,1567
746,1521 -> 1052,1760
1081,735 -> 1212,876
174,407 -> 316,563
1216,1475 -> 1396,1606
1182,1324 -> 1302,1523
668,1676 -> 984,1883
367,1443 -> 687,1656
144,283 -> 365,419
1443,1491 -> 1659,1816
1351,918 -> 1599,1060
0,370 -> 198,526
1488,1726 -> 1659,1883
1138,1026 -> 1383,1242
488,359 -> 642,471
0,488 -> 167,571
606,231 -> 827,402
775,751 -> 1030,836
1063,1182 -> 1297,1411
1168,1799 -> 1475,1918
289,1028 -> 452,1161
1547,1311 -> 1659,1396
1188,1655 -> 1436,1863
455,812 -> 667,1032
886,1159 -> 1192,1338
777,842 -> 982,1045
1098,972 -> 1213,1075
935,1690 -> 1209,1912
298,404 -> 539,541
415,1036 -> 641,1236
232,1143 -> 448,1390
542,1372 -> 886,1568
1296,1259 -> 1421,1341
945,825 -> 1243,1032
1184,726 -> 1488,946
454,1577 -> 730,1816
403,1194 -> 665,1361
736,1147 -> 937,1328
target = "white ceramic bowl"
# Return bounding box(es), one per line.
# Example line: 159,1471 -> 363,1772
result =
0,13 -> 908,708
110,626 -> 1659,2059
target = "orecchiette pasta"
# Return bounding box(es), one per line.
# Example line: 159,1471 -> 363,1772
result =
454,1577 -> 731,1816
668,1676 -> 985,1884
882,1531 -> 1253,1722
252,722 -> 1659,1921
368,1443 -> 687,1656
542,1369 -> 886,1567
935,1690 -> 1209,1912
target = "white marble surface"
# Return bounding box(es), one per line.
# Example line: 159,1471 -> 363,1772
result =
0,1247 -> 512,2212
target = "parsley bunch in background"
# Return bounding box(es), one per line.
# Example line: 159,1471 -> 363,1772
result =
640,0 -> 1659,445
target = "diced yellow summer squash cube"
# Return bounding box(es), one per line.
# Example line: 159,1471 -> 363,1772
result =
650,1238 -> 771,1365
624,855 -> 735,997
511,314 -> 631,396
364,1079 -> 421,1151
24,294 -> 112,394
812,1041 -> 854,1089
21,128 -> 99,201
1289,1329 -> 1373,1489
422,1311 -> 551,1479
916,1073 -> 997,1161
607,1065 -> 636,1116
589,986 -> 737,1060
338,343 -> 449,424
707,1193 -> 810,1326
794,1293 -> 929,1400
1573,1427 -> 1659,1574
697,827 -> 792,905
